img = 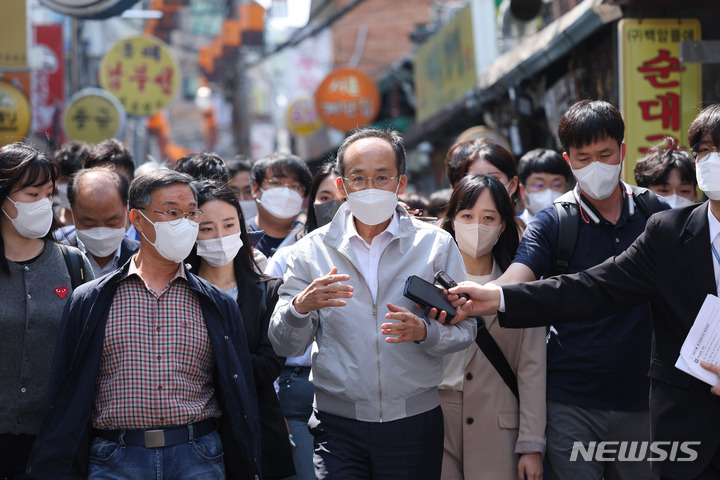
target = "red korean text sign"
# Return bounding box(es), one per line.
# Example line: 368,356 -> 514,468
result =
619,19 -> 701,182
99,36 -> 179,117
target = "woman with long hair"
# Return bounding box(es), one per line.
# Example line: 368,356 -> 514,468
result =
186,179 -> 295,480
0,142 -> 92,478
439,173 -> 546,480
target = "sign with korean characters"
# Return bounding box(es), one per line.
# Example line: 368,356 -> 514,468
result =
0,80 -> 31,145
286,98 -> 322,137
0,0 -> 28,69
99,36 -> 179,117
63,88 -> 126,143
414,3 -> 476,122
314,69 -> 380,132
619,19 -> 701,182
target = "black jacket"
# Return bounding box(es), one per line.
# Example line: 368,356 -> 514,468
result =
26,261 -> 263,479
500,202 -> 720,479
237,277 -> 295,479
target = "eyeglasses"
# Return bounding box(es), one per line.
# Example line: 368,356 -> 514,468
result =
691,142 -> 720,160
140,207 -> 204,224
342,174 -> 398,191
264,178 -> 304,194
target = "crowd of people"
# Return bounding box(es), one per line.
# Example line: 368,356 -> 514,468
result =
1,99 -> 720,480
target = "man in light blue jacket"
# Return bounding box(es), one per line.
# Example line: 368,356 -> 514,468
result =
269,128 -> 476,480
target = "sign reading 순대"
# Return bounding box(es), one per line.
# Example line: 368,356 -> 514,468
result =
99,36 -> 179,117
314,69 -> 380,133
619,19 -> 701,182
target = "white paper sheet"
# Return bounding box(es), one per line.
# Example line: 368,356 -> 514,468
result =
675,294 -> 720,386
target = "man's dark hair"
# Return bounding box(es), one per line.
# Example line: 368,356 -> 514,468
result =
336,128 -> 406,177
84,139 -> 135,180
427,188 -> 452,218
175,152 -> 229,183
226,155 -> 253,177
688,103 -> 720,150
445,138 -> 492,188
68,167 -> 130,207
557,100 -> 625,152
517,148 -> 573,185
634,137 -> 696,188
53,141 -> 90,179
251,152 -> 312,196
129,169 -> 196,210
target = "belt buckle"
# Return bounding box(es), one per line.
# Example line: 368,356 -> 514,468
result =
144,429 -> 165,448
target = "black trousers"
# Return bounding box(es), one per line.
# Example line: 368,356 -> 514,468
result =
310,406 -> 444,480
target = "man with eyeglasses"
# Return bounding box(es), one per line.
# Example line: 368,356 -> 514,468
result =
448,104 -> 720,480
269,128 -> 476,480
28,169 -> 262,480
248,152 -> 313,258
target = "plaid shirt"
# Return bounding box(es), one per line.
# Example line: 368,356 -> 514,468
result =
92,259 -> 221,429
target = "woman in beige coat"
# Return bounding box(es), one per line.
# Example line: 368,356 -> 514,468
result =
439,173 -> 546,480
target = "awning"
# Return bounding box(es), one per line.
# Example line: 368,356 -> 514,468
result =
404,0 -> 622,147
473,0 -> 622,104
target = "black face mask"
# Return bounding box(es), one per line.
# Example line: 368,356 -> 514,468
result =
314,199 -> 343,227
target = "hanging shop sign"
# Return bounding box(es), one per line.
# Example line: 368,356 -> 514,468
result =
314,69 -> 380,133
286,98 -> 322,137
32,24 -> 64,140
0,80 -> 31,145
0,0 -> 28,69
619,18 -> 701,182
38,0 -> 141,19
414,3 -> 477,123
99,35 -> 179,117
63,88 -> 126,143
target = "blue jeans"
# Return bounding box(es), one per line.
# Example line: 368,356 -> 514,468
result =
278,366 -> 316,480
311,407 -> 444,480
87,430 -> 225,480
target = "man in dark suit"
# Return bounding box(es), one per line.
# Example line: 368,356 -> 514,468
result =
56,167 -> 139,277
449,103 -> 720,480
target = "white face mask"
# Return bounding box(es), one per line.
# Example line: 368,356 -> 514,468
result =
239,199 -> 258,221
344,184 -> 399,226
453,221 -> 503,258
525,189 -> 563,215
697,152 -> 720,200
138,210 -> 199,263
658,193 -> 693,209
76,225 -> 126,258
196,232 -> 244,267
3,197 -> 54,239
258,187 -> 303,219
571,161 -> 622,200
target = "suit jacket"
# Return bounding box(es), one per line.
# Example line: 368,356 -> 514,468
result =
236,276 -> 295,479
500,201 -> 720,479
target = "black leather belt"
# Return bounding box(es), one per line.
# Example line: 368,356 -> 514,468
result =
95,418 -> 216,448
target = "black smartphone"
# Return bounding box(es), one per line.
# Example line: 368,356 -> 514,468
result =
403,275 -> 456,320
434,271 -> 470,300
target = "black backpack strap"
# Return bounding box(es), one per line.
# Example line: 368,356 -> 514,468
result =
475,319 -> 519,399
58,243 -> 87,290
629,185 -> 664,219
553,191 -> 580,275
